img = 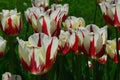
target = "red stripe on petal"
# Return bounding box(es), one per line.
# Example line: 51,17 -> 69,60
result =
20,48 -> 44,74
37,34 -> 41,47
90,25 -> 93,32
89,37 -> 96,58
30,48 -> 44,74
71,33 -> 79,52
0,52 -> 4,58
113,52 -> 118,63
33,12 -> 38,20
103,14 -> 114,26
96,45 -> 105,58
62,14 -> 67,22
98,57 -> 107,64
114,8 -> 120,27
61,43 -> 70,54
44,39 -> 55,71
42,17 -> 49,35
52,19 -> 61,37
3,17 -> 22,36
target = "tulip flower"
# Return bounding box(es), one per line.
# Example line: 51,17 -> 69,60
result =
82,24 -> 107,59
50,4 -> 69,21
0,36 -> 6,58
58,30 -> 70,54
2,72 -> 22,80
106,39 -> 118,63
0,9 -> 22,36
31,0 -> 49,10
25,7 -> 44,32
99,0 -> 120,27
17,33 -> 59,74
25,7 -> 44,24
63,16 -> 85,30
37,14 -> 59,36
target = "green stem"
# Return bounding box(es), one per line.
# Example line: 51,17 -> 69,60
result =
115,28 -> 120,80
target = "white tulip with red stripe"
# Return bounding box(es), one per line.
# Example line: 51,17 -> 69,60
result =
82,24 -> 107,59
25,7 -> 44,33
25,7 -> 44,24
31,0 -> 49,10
17,33 -> 59,74
0,9 -> 22,36
99,0 -> 120,27
37,14 -> 57,36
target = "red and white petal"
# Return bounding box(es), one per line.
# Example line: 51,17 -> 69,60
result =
58,30 -> 70,54
98,54 -> 107,64
0,36 -> 6,58
2,72 -> 11,80
99,25 -> 108,44
28,33 -> 42,47
69,30 -> 79,52
88,61 -> 94,69
106,39 -> 118,63
114,5 -> 120,27
17,37 -> 46,74
41,33 -> 58,72
83,32 -> 103,58
38,15 -> 52,36
86,24 -> 99,33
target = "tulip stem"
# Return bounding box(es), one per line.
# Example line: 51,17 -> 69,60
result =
116,28 -> 119,60
115,28 -> 120,79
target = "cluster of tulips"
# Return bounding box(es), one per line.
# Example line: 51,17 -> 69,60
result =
0,0 -> 120,78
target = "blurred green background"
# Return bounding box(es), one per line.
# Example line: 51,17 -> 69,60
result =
0,0 -> 119,80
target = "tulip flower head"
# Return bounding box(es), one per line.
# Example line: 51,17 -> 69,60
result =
25,7 -> 44,33
50,4 -> 69,22
0,36 -> 7,58
82,24 -> 107,59
25,7 -> 44,25
31,0 -> 49,10
63,16 -> 85,30
0,9 -> 22,36
37,14 -> 59,36
17,33 -> 59,74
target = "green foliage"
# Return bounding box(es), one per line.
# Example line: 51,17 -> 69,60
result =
0,0 -> 120,80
